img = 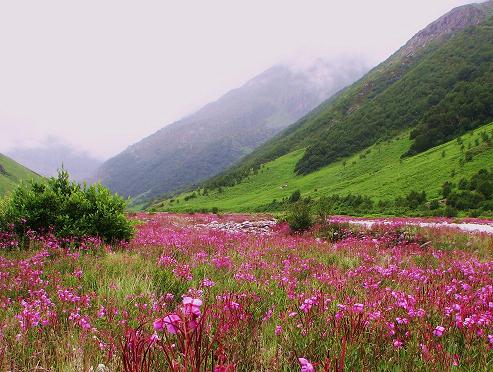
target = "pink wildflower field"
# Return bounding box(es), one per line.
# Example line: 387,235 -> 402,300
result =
1,213 -> 493,370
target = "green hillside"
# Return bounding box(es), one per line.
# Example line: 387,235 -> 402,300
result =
197,2 -> 493,191
0,153 -> 41,195
153,122 -> 493,212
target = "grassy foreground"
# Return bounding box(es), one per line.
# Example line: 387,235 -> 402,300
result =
1,213 -> 493,370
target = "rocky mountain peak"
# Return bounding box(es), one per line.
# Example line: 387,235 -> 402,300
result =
397,2 -> 489,59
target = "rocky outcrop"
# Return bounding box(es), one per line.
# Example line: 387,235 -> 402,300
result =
397,2 -> 491,59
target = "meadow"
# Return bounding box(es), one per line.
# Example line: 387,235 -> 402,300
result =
1,213 -> 493,370
156,122 -> 493,213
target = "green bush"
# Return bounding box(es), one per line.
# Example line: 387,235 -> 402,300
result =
316,222 -> 350,242
285,200 -> 313,232
2,169 -> 134,243
0,194 -> 11,226
288,190 -> 301,203
444,205 -> 458,218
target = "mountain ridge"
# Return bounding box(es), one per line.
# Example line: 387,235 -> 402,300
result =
96,59 -> 368,200
150,0 -> 493,213
196,0 -> 493,191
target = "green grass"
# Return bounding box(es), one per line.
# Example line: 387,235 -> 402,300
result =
155,122 -> 493,212
0,153 -> 42,195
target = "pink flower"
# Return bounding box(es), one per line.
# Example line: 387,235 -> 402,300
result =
74,268 -> 83,279
202,278 -> 215,287
97,306 -> 106,319
164,314 -> 181,334
150,332 -> 160,343
396,317 -> 408,325
433,325 -> 445,337
353,303 -> 364,313
154,314 -> 181,334
453,354 -> 460,366
275,325 -> 282,336
393,339 -> 403,349
183,297 -> 203,317
153,318 -> 164,331
298,357 -> 314,372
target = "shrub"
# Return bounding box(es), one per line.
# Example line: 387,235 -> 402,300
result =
314,196 -> 333,224
429,200 -> 440,210
316,222 -> 350,242
288,190 -> 301,203
444,205 -> 458,218
285,200 -> 313,232
2,169 -> 134,243
442,182 -> 453,198
405,190 -> 427,210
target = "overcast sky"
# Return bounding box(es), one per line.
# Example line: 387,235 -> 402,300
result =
0,0 -> 476,159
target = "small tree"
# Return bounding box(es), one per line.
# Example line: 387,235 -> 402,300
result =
2,169 -> 134,244
288,190 -> 301,203
285,200 -> 313,232
442,182 -> 453,199
314,196 -> 332,225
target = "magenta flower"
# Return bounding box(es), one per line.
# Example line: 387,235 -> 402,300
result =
229,301 -> 240,310
154,314 -> 181,334
275,325 -> 282,336
153,318 -> 164,331
298,357 -> 314,372
163,314 -> 181,334
97,306 -> 106,319
433,325 -> 445,337
353,303 -> 364,313
182,297 -> 203,317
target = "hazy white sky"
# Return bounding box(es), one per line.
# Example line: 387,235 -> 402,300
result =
0,0 -> 475,159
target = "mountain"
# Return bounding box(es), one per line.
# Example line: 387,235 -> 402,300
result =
196,1 -> 493,186
0,153 -> 41,195
153,0 -> 493,212
7,142 -> 103,183
95,59 -> 369,201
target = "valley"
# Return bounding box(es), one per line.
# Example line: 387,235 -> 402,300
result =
2,1 -> 493,370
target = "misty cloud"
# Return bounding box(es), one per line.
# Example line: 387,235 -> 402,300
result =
0,0 -> 475,159
6,137 -> 103,182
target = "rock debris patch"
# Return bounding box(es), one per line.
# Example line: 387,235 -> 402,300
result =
196,219 -> 277,235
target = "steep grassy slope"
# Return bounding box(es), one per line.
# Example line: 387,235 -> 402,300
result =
0,153 -> 41,195
154,122 -> 493,212
201,1 -> 493,189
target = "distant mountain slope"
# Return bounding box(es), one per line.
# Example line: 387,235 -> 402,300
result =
0,153 -> 41,195
154,122 -> 493,212
202,0 -> 493,189
7,142 -> 102,183
96,59 -> 368,200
